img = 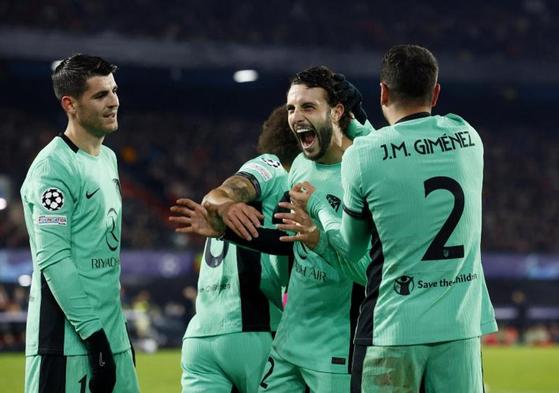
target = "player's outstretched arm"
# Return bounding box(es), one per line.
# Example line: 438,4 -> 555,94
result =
169,198 -> 222,238
202,175 -> 263,241
222,226 -> 294,256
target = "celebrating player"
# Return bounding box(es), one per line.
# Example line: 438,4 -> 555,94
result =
285,45 -> 498,392
169,105 -> 300,393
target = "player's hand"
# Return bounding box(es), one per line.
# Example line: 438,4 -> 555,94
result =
333,73 -> 367,125
219,202 -> 263,241
289,182 -> 316,211
169,198 -> 223,237
275,202 -> 319,249
84,329 -> 116,393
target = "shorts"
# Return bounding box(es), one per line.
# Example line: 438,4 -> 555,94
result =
258,346 -> 350,393
181,331 -> 273,393
25,349 -> 139,393
352,337 -> 483,393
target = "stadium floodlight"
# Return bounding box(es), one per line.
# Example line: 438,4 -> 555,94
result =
18,274 -> 32,287
233,69 -> 258,83
51,60 -> 63,71
0,197 -> 6,210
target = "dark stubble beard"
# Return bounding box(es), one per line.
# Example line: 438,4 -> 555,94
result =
305,121 -> 333,162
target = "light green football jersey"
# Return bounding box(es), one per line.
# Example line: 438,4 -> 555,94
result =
272,153 -> 364,374
20,135 -> 129,356
185,154 -> 289,338
341,113 -> 497,345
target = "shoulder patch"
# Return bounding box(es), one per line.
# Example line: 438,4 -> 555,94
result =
41,188 -> 64,211
37,215 -> 67,226
243,162 -> 272,181
260,157 -> 281,168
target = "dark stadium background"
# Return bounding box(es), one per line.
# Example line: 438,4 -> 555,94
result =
0,1 -> 558,388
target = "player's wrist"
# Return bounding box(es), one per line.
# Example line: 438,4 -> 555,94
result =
307,191 -> 325,219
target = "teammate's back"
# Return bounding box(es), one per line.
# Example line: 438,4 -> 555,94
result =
346,113 -> 496,345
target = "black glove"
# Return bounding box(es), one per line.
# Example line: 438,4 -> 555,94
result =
84,329 -> 116,393
333,73 -> 367,125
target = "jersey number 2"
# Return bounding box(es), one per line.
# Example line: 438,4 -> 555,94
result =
421,176 -> 465,261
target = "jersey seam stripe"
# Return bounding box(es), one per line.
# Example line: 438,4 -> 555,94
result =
355,200 -> 384,345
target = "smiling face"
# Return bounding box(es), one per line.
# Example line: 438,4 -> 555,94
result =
286,84 -> 335,162
71,74 -> 119,137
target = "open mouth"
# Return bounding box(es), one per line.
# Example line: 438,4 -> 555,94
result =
296,128 -> 317,149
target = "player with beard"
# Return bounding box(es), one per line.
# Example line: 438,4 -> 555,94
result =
169,106 -> 300,393
252,67 -> 372,393
175,68 -> 374,392
282,45 -> 498,393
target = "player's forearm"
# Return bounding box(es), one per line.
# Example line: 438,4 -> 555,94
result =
42,257 -> 103,340
223,227 -> 293,256
313,231 -> 367,285
308,191 -> 369,262
204,175 -> 257,206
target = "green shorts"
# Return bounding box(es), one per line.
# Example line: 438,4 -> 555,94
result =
352,337 -> 483,393
181,331 -> 273,393
258,346 -> 350,393
25,349 -> 139,393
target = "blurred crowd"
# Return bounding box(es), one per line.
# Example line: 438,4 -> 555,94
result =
0,281 -> 197,352
0,107 -> 557,252
3,279 -> 559,351
1,0 -> 558,61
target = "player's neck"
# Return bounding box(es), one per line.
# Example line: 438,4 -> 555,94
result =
317,126 -> 351,164
385,105 -> 432,126
64,123 -> 105,156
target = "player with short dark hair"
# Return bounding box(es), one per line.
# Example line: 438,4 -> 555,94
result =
176,68 -> 374,392
21,54 -> 139,393
286,44 -> 498,392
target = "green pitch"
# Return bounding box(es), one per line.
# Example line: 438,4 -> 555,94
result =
1,347 -> 558,392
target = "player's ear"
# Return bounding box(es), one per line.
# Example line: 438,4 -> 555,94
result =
331,103 -> 344,123
431,83 -> 441,108
380,82 -> 389,107
61,96 -> 77,115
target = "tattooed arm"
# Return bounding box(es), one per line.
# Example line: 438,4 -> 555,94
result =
202,175 -> 264,241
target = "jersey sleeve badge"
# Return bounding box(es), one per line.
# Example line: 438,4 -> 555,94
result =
41,188 -> 64,211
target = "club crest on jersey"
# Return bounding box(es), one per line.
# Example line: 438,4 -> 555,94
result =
41,188 -> 64,211
326,194 -> 341,212
113,178 -> 122,197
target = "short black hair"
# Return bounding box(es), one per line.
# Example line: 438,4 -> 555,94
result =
290,66 -> 351,134
257,105 -> 300,166
52,54 -> 117,100
380,45 -> 438,105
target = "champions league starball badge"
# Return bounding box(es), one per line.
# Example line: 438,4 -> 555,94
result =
41,188 -> 64,211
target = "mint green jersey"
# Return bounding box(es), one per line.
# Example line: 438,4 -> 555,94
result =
341,113 -> 497,345
20,135 -> 129,356
185,154 -> 289,338
272,153 -> 364,374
